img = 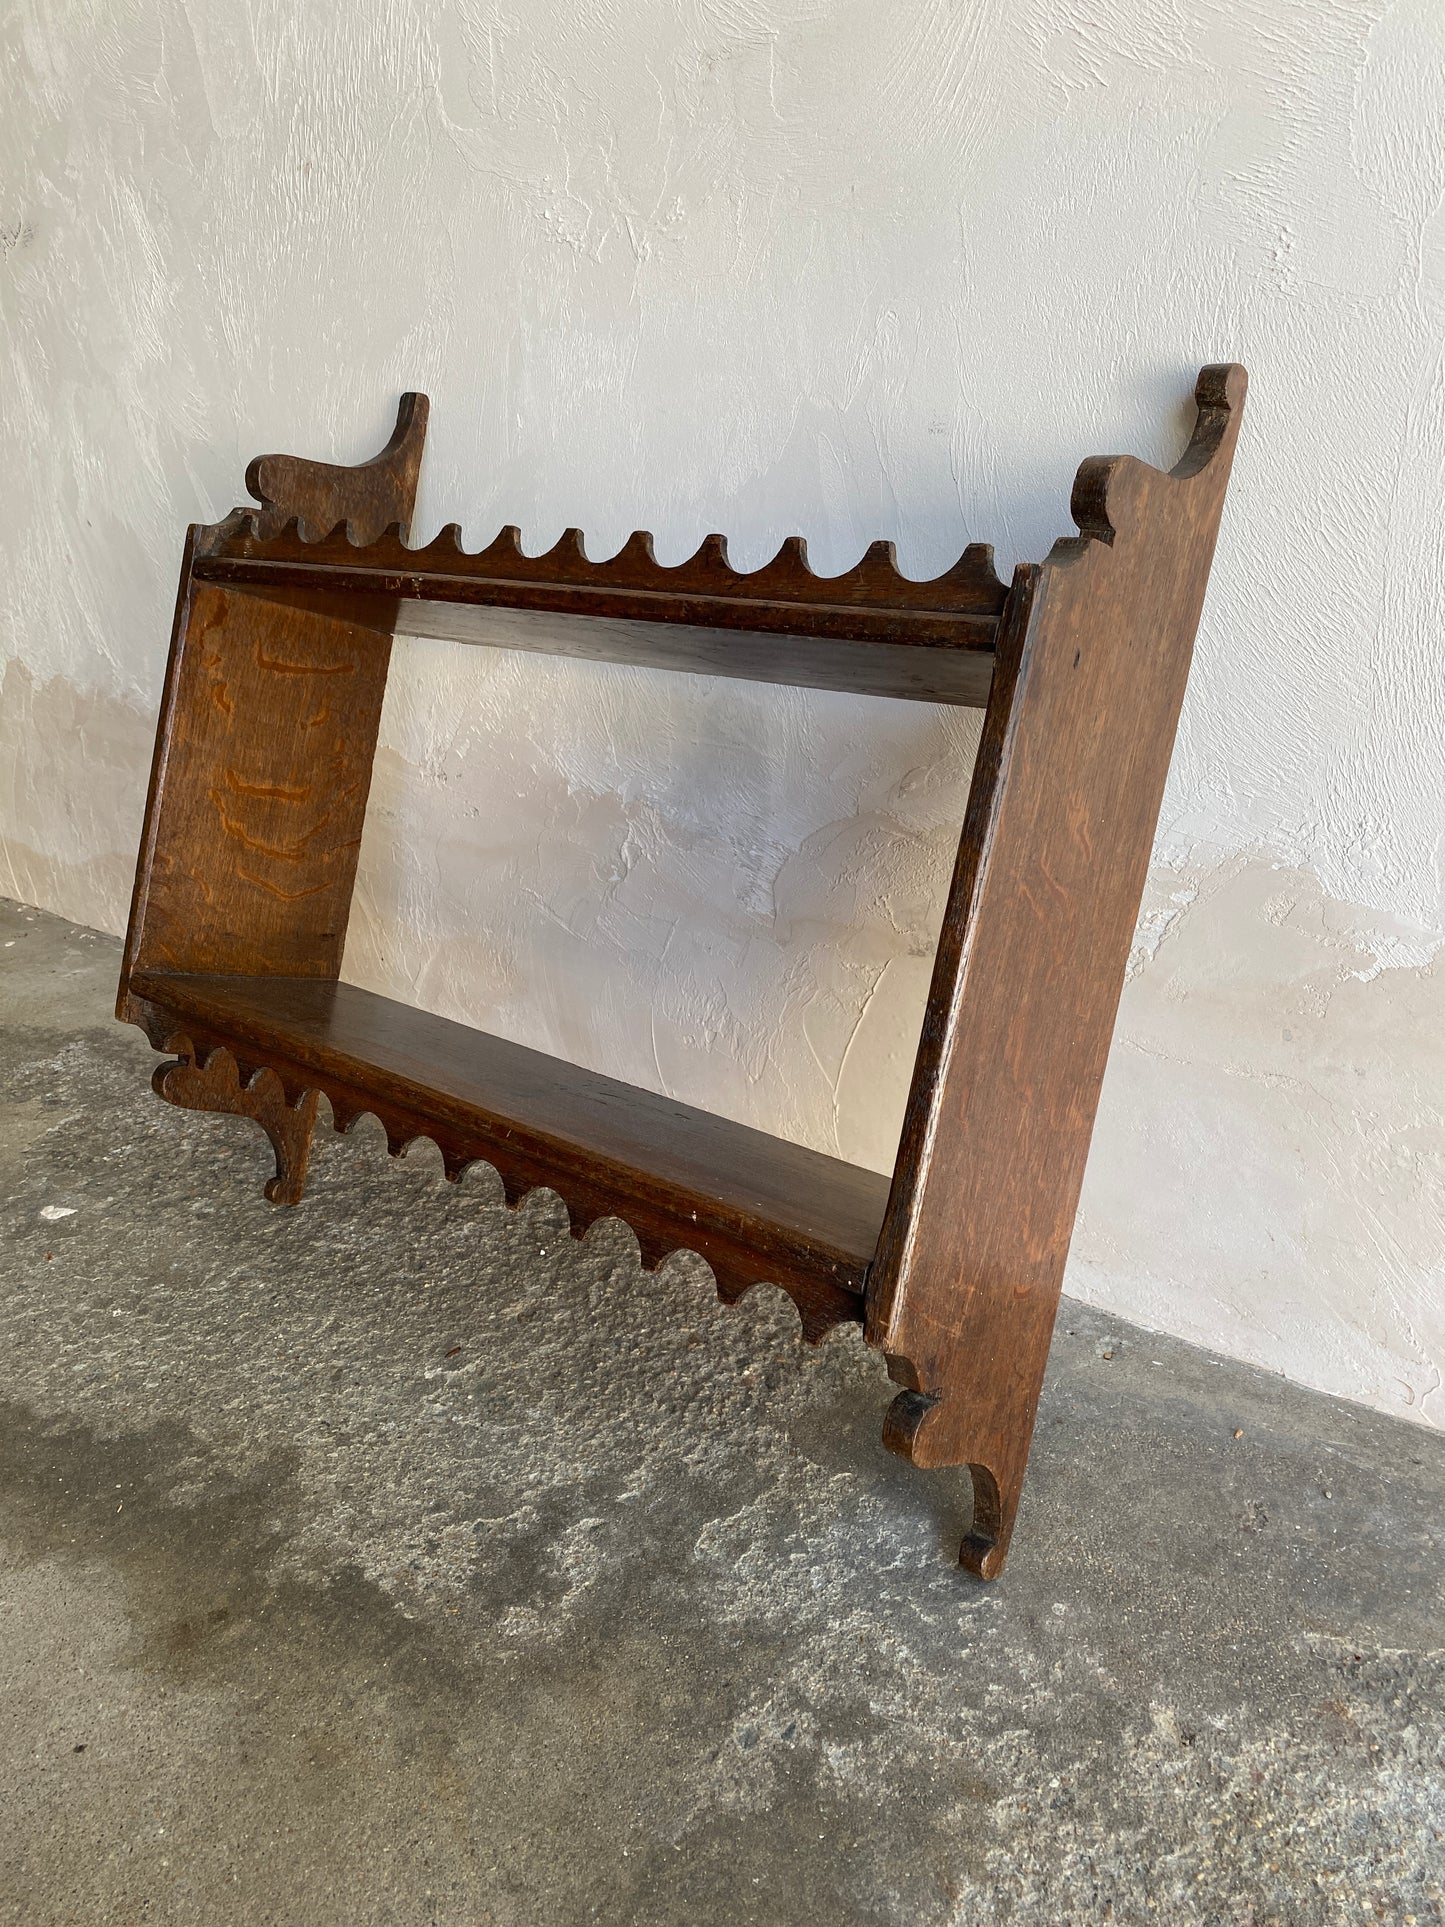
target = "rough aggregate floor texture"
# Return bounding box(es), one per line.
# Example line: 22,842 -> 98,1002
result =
0,895 -> 1442,1927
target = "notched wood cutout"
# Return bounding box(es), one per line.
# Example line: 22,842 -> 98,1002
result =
246,392 -> 430,544
194,492 -> 1007,706
154,1039 -> 321,1206
145,1030 -> 863,1346
317,1095 -> 864,1347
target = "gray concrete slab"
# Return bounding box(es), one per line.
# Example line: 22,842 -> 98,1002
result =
1,893 -> 1442,1925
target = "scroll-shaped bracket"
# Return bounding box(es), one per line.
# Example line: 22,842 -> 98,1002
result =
866,364 -> 1247,1581
246,391 -> 430,544
1066,361 -> 1246,551
154,1041 -> 320,1205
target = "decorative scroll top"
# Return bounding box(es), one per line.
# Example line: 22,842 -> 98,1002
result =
1067,362 -> 1248,551
246,391 -> 430,545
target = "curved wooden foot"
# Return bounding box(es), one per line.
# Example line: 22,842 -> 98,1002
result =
882,1383 -> 1018,1581
153,1045 -> 320,1205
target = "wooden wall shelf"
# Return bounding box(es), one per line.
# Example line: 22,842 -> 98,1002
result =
119,365 -> 1245,1578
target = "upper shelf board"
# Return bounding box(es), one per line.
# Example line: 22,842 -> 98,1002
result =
193,521 -> 1007,707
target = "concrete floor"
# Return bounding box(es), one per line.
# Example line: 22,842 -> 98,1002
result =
0,896 -> 1441,1926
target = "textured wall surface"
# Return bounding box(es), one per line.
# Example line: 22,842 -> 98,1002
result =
2,0 -> 1442,1426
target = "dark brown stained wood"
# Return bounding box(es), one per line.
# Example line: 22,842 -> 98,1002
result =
865,364 -> 1247,1579
194,523 -> 1006,705
117,581 -> 392,993
215,518 -> 1009,623
118,365 -> 1246,1581
118,397 -> 433,1022
129,969 -> 885,1342
381,600 -> 998,706
152,1047 -> 321,1205
246,392 -> 429,543
241,588 -> 996,706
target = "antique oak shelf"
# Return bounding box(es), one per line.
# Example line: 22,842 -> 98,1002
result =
119,365 -> 1245,1578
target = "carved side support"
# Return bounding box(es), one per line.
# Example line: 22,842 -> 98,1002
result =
119,395 -> 432,1191
119,394 -> 429,1007
246,392 -> 430,542
866,365 -> 1247,1579
154,1041 -> 320,1206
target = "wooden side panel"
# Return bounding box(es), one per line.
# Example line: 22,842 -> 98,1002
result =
865,365 -> 1247,1579
119,394 -> 431,1015
119,579 -> 391,997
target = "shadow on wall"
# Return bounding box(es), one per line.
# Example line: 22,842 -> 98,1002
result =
1079,854 -> 1445,1431
0,659 -> 151,938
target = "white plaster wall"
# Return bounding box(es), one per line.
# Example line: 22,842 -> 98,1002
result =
3,0 -> 1442,1425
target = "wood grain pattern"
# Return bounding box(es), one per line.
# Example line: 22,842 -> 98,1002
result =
129,970 -> 882,1342
194,524 -> 1005,704
118,396 -> 434,1020
865,365 -> 1247,1577
118,582 -> 391,990
119,367 -> 1244,1580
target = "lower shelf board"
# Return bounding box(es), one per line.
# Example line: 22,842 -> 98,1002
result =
127,969 -> 888,1339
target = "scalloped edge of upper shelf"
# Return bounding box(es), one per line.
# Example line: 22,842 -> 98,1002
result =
192,519 -> 1008,706
205,516 -> 1008,618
